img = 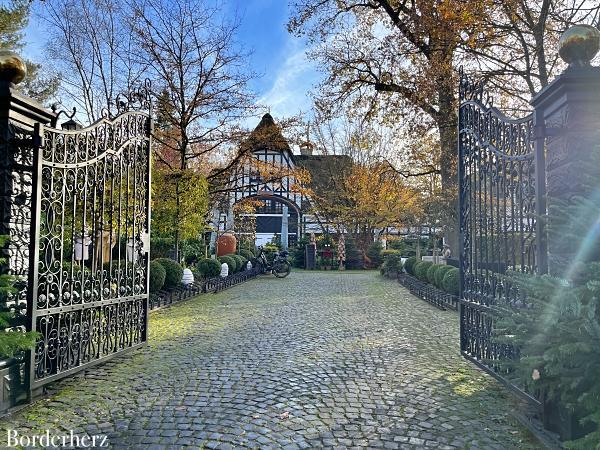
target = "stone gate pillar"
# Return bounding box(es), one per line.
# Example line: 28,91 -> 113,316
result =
530,25 -> 600,278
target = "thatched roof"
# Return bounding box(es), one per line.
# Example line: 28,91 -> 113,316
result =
241,113 -> 291,154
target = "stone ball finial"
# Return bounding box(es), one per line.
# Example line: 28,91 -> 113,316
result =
0,50 -> 27,84
559,25 -> 600,67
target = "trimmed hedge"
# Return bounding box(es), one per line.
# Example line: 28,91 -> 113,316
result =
414,261 -> 433,282
434,265 -> 454,289
155,258 -> 183,289
231,254 -> 245,272
238,249 -> 254,261
149,260 -> 166,293
217,255 -> 237,274
442,268 -> 460,296
198,258 -> 222,278
404,256 -> 418,275
426,264 -> 442,285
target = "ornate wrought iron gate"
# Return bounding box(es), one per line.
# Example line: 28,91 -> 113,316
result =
28,109 -> 151,389
457,70 -> 546,405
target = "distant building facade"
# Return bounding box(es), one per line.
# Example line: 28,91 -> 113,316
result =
210,113 -> 352,248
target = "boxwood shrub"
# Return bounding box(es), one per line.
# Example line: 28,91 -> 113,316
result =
414,261 -> 433,282
239,249 -> 254,261
155,258 -> 183,289
434,265 -> 454,289
404,256 -> 418,275
231,254 -> 245,272
427,264 -> 442,285
442,268 -> 460,296
198,258 -> 221,278
217,255 -> 237,274
149,260 -> 166,293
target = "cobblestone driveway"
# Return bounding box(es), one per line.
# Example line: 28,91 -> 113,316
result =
2,271 -> 540,449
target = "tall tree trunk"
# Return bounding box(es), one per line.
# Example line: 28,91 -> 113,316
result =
437,84 -> 459,257
416,225 -> 422,260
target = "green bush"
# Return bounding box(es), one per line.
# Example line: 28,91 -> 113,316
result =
62,262 -> 91,277
404,256 -> 418,275
217,255 -> 236,274
238,239 -> 257,255
291,236 -> 309,268
197,258 -> 222,278
149,260 -> 166,293
442,268 -> 460,296
0,235 -> 39,358
150,237 -> 174,259
434,265 -> 453,289
414,261 -> 433,282
367,241 -> 384,268
344,235 -> 362,269
427,264 -> 442,285
383,252 -> 403,275
181,238 -> 205,266
155,258 -> 183,289
231,254 -> 245,272
238,249 -> 255,261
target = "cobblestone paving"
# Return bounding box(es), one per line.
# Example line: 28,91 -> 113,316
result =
2,271 -> 540,449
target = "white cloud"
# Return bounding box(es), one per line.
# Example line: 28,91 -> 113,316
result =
256,38 -> 320,120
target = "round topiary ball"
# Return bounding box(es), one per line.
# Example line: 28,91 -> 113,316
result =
434,265 -> 453,289
217,255 -> 237,274
414,261 -> 433,282
427,264 -> 441,285
149,260 -> 166,293
442,268 -> 460,296
198,258 -> 222,278
230,254 -> 245,272
239,249 -> 254,261
404,256 -> 418,275
155,258 -> 183,290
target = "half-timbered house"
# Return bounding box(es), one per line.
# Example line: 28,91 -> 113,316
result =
210,113 -> 352,248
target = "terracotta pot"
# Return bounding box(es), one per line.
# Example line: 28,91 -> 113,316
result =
216,233 -> 237,256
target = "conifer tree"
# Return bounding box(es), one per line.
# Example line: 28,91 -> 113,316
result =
0,0 -> 59,103
0,236 -> 39,359
495,152 -> 600,447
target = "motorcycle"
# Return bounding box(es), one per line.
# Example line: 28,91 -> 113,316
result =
254,246 -> 292,278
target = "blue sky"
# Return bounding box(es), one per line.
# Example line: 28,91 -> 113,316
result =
22,0 -> 321,128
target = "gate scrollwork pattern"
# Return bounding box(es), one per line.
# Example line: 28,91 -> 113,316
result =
31,111 -> 151,386
458,69 -> 541,403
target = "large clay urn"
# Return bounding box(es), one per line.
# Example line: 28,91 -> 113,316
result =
216,233 -> 237,256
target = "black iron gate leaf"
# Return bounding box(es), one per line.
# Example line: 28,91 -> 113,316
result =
458,69 -> 544,407
29,111 -> 151,389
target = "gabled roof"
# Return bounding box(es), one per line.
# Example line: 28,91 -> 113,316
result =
241,113 -> 291,154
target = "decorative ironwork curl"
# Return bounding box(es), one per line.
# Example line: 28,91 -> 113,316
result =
50,105 -> 77,128
31,109 -> 151,387
115,79 -> 152,115
458,66 -> 494,107
458,68 -> 543,407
